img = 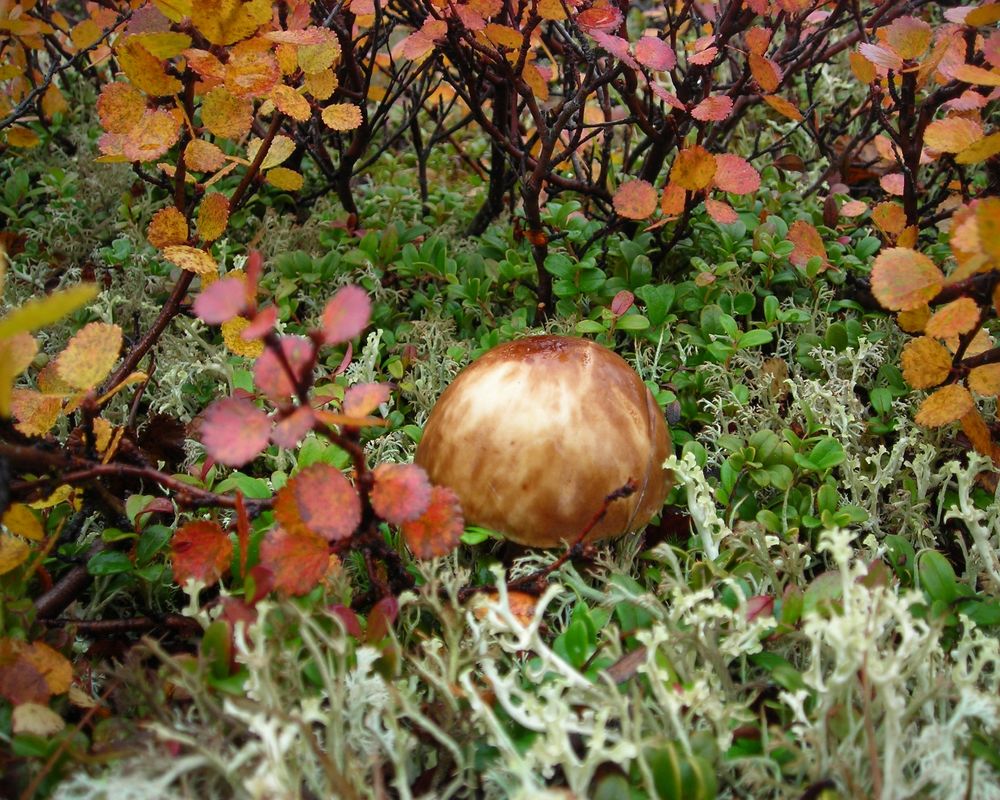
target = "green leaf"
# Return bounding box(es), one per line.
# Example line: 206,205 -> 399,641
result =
87,551 -> 133,576
737,329 -> 773,349
918,550 -> 959,605
616,314 -> 650,331
575,319 -> 605,334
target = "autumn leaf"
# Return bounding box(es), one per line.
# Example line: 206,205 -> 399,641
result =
322,285 -> 371,345
172,520 -> 233,585
274,463 -> 361,542
185,139 -> 228,172
254,335 -> 314,403
371,463 -> 432,524
870,248 -> 944,311
705,198 -> 738,225
787,220 -> 829,270
924,297 -> 980,339
613,179 -> 658,220
197,193 -> 230,242
343,383 -> 391,417
901,336 -> 953,389
670,145 -> 716,191
712,154 -> 760,195
259,526 -> 330,596
322,103 -> 363,131
402,485 -> 464,559
193,276 -> 247,324
201,87 -> 254,139
163,245 -> 218,277
969,364 -> 1000,397
147,207 -> 189,249
634,36 -> 675,70
924,117 -> 983,154
200,396 -> 271,466
56,322 -> 122,390
0,534 -> 30,576
915,383 -> 974,427
191,0 -> 272,46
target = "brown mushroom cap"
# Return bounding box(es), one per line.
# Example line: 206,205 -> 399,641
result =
415,335 -> 673,548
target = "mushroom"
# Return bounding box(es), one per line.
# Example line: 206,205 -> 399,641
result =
415,335 -> 673,548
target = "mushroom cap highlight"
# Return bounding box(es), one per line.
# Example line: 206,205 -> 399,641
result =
415,335 -> 673,548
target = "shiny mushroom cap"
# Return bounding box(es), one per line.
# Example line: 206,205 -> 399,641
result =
415,335 -> 673,548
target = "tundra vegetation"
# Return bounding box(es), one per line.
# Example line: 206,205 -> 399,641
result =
0,0 -> 999,797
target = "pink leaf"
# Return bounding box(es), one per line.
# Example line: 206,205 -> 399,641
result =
371,463 -> 433,524
254,335 -> 314,404
322,285 -> 372,345
194,277 -> 247,324
200,397 -> 271,467
343,383 -> 391,417
691,95 -> 733,122
271,406 -> 315,448
634,36 -> 675,70
241,305 -> 278,340
591,31 -> 639,69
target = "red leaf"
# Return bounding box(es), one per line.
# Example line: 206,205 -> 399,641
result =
613,179 -> 658,220
194,277 -> 247,324
371,463 -> 432,524
270,406 -> 315,448
327,604 -> 363,638
200,397 -> 271,466
746,595 -> 775,621
259,526 -> 330,596
172,520 -> 233,585
254,335 -> 314,404
611,290 -> 634,316
366,596 -> 399,642
402,485 -> 464,559
691,95 -> 733,122
576,6 -> 622,32
712,154 -> 761,195
322,285 -> 371,345
235,492 -> 250,576
274,463 -> 361,541
590,31 -> 638,69
343,383 -> 391,417
634,36 -> 675,70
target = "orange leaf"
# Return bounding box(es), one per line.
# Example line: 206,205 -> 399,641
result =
613,179 -> 658,220
56,322 -> 122,390
10,390 -> 62,438
147,206 -> 189,249
172,520 -> 233,585
871,202 -> 907,236
915,384 -> 974,427
163,245 -> 218,276
924,297 -> 980,339
270,83 -> 312,121
184,139 -> 228,172
275,464 -> 361,542
402,485 -> 464,559
705,197 -> 738,224
660,183 -> 686,217
870,247 -> 944,311
901,336 -> 953,389
749,52 -> 781,92
97,82 -> 146,134
259,526 -> 330,596
225,39 -> 280,98
787,220 -> 828,270
897,304 -> 930,333
21,641 -> 72,695
116,38 -> 182,97
343,383 -> 391,417
761,94 -> 803,122
670,145 -> 716,191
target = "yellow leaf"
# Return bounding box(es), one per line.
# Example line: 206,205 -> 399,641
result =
897,304 -> 929,333
0,534 -> 30,575
321,103 -> 363,131
6,126 -> 40,148
924,297 -> 980,339
222,316 -> 264,357
22,642 -> 73,695
191,0 -> 272,46
147,206 -> 189,249
265,167 -> 304,191
0,284 -> 98,339
10,389 -> 62,437
197,193 -> 230,242
955,132 -> 1000,165
154,0 -> 193,22
670,145 -> 716,191
2,505 -> 44,541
